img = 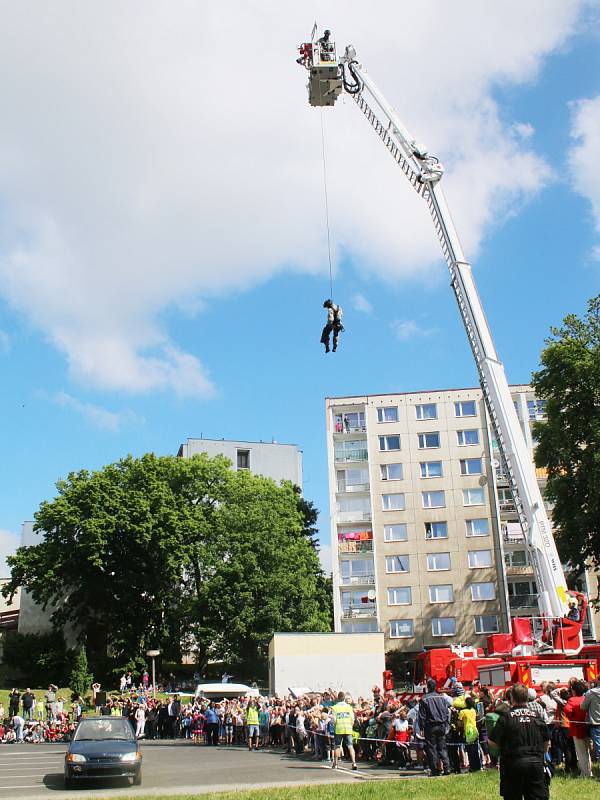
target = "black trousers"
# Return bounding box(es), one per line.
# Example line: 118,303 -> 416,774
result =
206,722 -> 219,745
424,723 -> 450,775
500,757 -> 548,800
320,322 -> 342,350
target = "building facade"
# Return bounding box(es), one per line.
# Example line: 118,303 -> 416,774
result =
326,385 -> 598,655
178,438 -> 303,489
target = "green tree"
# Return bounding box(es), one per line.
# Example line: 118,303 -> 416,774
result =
3,453 -> 332,678
532,294 -> 600,574
180,472 -> 332,679
2,631 -> 71,686
69,646 -> 93,701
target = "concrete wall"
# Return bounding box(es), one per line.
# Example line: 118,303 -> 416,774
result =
268,632 -> 385,698
17,522 -> 55,635
179,439 -> 303,489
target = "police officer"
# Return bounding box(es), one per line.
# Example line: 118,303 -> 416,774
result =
418,678 -> 452,776
331,691 -> 357,771
489,682 -> 550,800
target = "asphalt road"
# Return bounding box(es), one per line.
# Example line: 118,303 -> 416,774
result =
0,741 -> 416,798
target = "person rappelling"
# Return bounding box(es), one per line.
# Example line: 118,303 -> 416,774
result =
321,299 -> 344,353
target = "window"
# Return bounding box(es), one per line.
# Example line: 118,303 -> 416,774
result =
335,411 -> 365,433
388,587 -> 412,605
425,521 -> 448,539
463,488 -> 485,506
457,429 -> 480,446
386,555 -> 410,574
340,558 -> 375,585
455,400 -> 477,417
334,440 -> 369,462
381,463 -> 403,481
379,435 -> 401,451
429,584 -> 454,603
418,431 -> 440,449
337,467 -> 369,492
420,461 -> 443,479
471,582 -> 496,601
504,549 -> 529,568
427,552 -> 451,571
432,617 -> 456,637
377,406 -> 399,423
466,518 -> 489,537
236,449 -> 250,469
384,524 -> 408,542
390,619 -> 414,638
415,403 -> 437,420
527,399 -> 546,421
382,493 -> 405,511
475,615 -> 499,634
460,458 -> 483,475
422,490 -> 445,508
468,549 -> 492,568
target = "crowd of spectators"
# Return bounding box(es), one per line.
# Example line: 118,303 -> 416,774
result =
1,672 -> 598,782
0,685 -> 80,743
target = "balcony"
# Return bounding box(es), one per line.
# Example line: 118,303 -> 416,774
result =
509,594 -> 538,612
503,523 -> 524,543
338,540 -> 374,554
342,606 -> 377,619
341,574 -> 376,586
495,467 -> 509,484
337,511 -> 372,523
499,499 -> 517,513
337,481 -> 370,494
334,448 -> 369,463
334,424 -> 367,435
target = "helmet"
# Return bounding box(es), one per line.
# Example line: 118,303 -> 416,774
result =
323,299 -> 332,307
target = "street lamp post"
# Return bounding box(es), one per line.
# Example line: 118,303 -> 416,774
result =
146,650 -> 160,699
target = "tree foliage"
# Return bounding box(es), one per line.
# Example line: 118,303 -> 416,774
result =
69,646 -> 93,701
2,631 -> 71,686
532,294 -> 600,576
3,453 -> 332,677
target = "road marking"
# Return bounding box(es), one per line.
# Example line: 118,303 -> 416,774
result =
0,785 -> 43,790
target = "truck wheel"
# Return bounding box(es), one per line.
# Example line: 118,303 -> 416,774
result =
133,770 -> 142,786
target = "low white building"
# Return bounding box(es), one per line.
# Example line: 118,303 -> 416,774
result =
268,632 -> 385,699
178,438 -> 303,489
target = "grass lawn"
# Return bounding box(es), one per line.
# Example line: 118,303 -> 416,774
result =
0,686 -> 179,715
86,766 -> 600,800
0,687 -> 71,714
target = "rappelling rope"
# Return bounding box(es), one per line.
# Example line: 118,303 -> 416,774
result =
320,108 -> 334,300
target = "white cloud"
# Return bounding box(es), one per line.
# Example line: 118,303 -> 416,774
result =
569,94 -> 600,259
53,391 -> 141,432
390,319 -> 436,341
0,529 -> 20,578
0,2 -> 583,393
351,293 -> 373,314
0,330 -> 9,353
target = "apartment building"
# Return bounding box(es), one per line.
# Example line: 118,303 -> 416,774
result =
326,384 -> 598,655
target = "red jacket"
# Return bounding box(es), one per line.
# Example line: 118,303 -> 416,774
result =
564,696 -> 588,739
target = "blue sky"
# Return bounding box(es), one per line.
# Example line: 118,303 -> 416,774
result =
1,3 -> 599,574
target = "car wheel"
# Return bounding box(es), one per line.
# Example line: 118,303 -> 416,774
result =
133,770 -> 142,786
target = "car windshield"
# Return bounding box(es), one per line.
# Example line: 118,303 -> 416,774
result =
73,719 -> 135,742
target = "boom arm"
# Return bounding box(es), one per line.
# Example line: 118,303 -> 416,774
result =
300,35 -> 572,622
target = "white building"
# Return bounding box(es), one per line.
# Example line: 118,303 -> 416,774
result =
178,438 -> 303,489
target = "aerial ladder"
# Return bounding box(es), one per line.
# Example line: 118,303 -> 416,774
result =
298,29 -> 589,664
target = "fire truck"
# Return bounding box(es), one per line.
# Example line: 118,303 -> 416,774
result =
297,29 -> 598,692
